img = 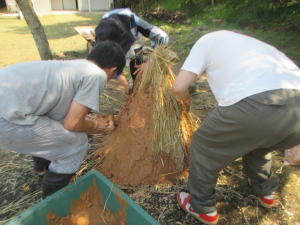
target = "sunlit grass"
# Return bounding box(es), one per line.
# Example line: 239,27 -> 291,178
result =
0,13 -> 103,68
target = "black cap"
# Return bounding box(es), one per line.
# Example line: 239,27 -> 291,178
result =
95,14 -> 135,54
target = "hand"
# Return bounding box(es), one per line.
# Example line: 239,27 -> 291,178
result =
104,115 -> 116,132
133,62 -> 148,79
94,117 -> 109,131
183,98 -> 192,112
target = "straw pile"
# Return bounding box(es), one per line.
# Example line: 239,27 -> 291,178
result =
138,45 -> 198,170
95,45 -> 199,186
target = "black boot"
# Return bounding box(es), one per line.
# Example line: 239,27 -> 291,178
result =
32,156 -> 51,174
42,168 -> 74,199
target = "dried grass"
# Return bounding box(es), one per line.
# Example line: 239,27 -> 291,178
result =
136,45 -> 200,170
0,152 -> 41,224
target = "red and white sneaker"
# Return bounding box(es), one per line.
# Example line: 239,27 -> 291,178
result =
177,192 -> 218,225
258,192 -> 275,208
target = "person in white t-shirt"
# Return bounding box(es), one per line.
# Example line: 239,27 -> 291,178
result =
173,30 -> 300,225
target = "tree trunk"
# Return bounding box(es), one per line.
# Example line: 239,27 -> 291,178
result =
15,0 -> 53,60
211,0 -> 216,14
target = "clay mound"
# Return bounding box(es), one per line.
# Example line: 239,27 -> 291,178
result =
96,46 -> 199,187
96,88 -> 176,187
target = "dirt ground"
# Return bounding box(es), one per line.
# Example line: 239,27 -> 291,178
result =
1,33 -> 300,225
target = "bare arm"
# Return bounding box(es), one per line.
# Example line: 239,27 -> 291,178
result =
63,101 -> 109,134
172,70 -> 198,111
117,73 -> 130,88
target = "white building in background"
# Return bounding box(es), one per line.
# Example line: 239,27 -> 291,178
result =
3,0 -> 114,13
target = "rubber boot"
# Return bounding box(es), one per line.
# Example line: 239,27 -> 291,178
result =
42,168 -> 74,199
32,156 -> 51,174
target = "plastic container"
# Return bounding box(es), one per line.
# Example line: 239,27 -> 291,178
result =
5,170 -> 160,225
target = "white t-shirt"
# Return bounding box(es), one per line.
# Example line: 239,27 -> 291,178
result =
181,30 -> 300,106
0,59 -> 107,125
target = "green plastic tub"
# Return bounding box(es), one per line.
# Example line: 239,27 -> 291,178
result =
5,170 -> 160,225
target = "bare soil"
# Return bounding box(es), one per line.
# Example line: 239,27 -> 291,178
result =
1,33 -> 300,225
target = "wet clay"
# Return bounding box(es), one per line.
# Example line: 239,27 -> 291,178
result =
46,179 -> 128,225
95,86 -> 191,187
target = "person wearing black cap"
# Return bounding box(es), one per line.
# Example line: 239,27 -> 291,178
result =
95,8 -> 169,87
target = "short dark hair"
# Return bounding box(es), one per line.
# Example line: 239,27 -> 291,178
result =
87,40 -> 125,72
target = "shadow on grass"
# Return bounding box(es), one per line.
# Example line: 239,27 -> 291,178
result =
54,49 -> 87,60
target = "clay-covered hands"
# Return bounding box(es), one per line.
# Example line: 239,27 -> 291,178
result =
105,115 -> 115,131
85,114 -> 116,132
94,115 -> 115,132
133,62 -> 148,79
94,117 -> 109,131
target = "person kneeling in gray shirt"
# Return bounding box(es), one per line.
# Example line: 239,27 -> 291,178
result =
0,41 -> 125,199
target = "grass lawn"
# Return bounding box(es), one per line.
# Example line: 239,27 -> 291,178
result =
1,12 -> 299,69
0,13 -> 103,68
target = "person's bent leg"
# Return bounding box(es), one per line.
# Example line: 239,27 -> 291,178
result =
187,106 -> 244,214
42,169 -> 75,199
187,104 -> 251,214
243,90 -> 300,198
0,116 -> 88,197
243,149 -> 278,196
181,104 -> 254,225
188,132 -> 221,214
188,89 -> 300,214
32,156 -> 51,175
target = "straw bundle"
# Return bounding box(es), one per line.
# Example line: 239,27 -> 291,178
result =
137,45 -> 199,170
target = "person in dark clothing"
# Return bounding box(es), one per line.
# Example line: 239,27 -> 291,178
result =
95,8 -> 169,86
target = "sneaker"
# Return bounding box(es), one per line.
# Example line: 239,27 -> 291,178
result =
177,192 -> 218,225
258,192 -> 275,208
248,179 -> 276,208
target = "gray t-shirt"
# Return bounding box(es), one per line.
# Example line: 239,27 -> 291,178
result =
0,59 -> 107,125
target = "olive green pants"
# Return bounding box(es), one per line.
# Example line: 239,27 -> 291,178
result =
188,89 -> 300,214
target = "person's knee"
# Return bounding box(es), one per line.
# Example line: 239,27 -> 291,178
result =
48,134 -> 88,174
66,132 -> 88,162
73,133 -> 88,163
245,149 -> 272,161
72,132 -> 88,150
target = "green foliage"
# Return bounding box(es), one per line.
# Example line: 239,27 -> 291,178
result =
218,0 -> 300,30
156,0 -> 212,16
153,0 -> 300,31
152,0 -> 182,11
142,0 -> 300,66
